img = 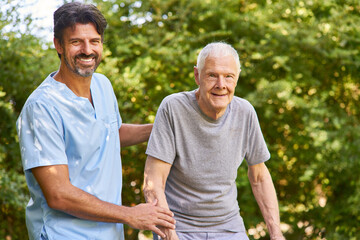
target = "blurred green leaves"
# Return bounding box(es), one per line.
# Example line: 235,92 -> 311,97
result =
1,0 -> 359,239
94,0 -> 360,238
0,0 -> 58,239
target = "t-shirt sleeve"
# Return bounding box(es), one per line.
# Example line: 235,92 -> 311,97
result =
146,99 -> 176,164
244,105 -> 270,166
17,102 -> 68,171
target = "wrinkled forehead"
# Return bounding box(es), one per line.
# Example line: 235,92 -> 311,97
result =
62,23 -> 101,40
203,54 -> 240,74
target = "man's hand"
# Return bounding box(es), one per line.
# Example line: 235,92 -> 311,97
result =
125,199 -> 176,239
157,227 -> 179,240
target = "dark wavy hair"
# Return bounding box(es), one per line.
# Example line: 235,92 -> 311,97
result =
54,2 -> 107,57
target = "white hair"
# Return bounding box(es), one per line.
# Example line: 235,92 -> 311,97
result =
196,42 -> 241,74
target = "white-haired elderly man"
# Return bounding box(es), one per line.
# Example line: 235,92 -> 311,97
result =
143,42 -> 285,240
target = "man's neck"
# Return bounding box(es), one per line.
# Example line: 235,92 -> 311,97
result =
195,90 -> 225,120
53,67 -> 93,103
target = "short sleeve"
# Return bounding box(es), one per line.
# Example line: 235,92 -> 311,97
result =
146,99 -> 176,164
17,102 -> 68,170
112,89 -> 122,129
244,106 -> 270,166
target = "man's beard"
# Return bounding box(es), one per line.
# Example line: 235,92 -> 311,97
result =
64,53 -> 101,77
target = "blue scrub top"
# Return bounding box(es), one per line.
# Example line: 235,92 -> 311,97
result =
16,72 -> 124,240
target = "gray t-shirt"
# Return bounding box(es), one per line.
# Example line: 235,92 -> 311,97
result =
146,90 -> 270,232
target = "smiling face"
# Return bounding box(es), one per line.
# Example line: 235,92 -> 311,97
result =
194,54 -> 240,120
54,23 -> 103,78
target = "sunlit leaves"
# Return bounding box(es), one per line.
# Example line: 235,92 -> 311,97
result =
93,0 -> 360,238
0,1 -> 58,239
2,0 -> 359,239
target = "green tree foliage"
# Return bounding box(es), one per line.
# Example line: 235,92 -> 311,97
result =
1,0 -> 359,239
93,0 -> 360,239
0,0 -> 58,239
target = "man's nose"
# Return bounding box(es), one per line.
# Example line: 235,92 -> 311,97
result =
216,76 -> 226,89
81,41 -> 92,55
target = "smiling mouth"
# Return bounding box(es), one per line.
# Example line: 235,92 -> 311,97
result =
76,57 -> 96,67
76,54 -> 97,64
211,93 -> 227,97
79,58 -> 94,62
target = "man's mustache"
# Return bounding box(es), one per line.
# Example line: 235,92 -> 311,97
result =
75,53 -> 98,59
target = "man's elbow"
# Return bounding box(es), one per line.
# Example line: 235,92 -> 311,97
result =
249,173 -> 265,185
248,163 -> 268,184
143,177 -> 165,203
45,191 -> 69,211
143,185 -> 157,203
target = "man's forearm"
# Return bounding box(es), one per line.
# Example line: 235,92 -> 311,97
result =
143,162 -> 170,211
249,165 -> 285,239
119,123 -> 153,147
32,164 -> 175,236
144,181 -> 168,209
33,165 -> 138,223
50,183 -> 133,222
143,156 -> 179,240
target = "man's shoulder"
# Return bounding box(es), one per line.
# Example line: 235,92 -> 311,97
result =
92,72 -> 111,85
231,96 -> 257,114
162,91 -> 194,105
23,74 -> 57,106
156,91 -> 194,116
232,96 -> 253,107
17,74 -> 62,125
92,73 -> 115,92
93,72 -> 109,80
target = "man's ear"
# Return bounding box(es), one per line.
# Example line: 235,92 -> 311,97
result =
53,38 -> 63,56
194,66 -> 200,86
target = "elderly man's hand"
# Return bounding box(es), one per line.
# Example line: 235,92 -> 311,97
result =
155,227 -> 179,240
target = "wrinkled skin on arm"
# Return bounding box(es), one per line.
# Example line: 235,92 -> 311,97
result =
248,162 -> 286,240
143,156 -> 179,240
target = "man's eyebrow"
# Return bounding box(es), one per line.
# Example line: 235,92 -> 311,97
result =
206,70 -> 236,75
68,37 -> 102,41
68,38 -> 81,42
